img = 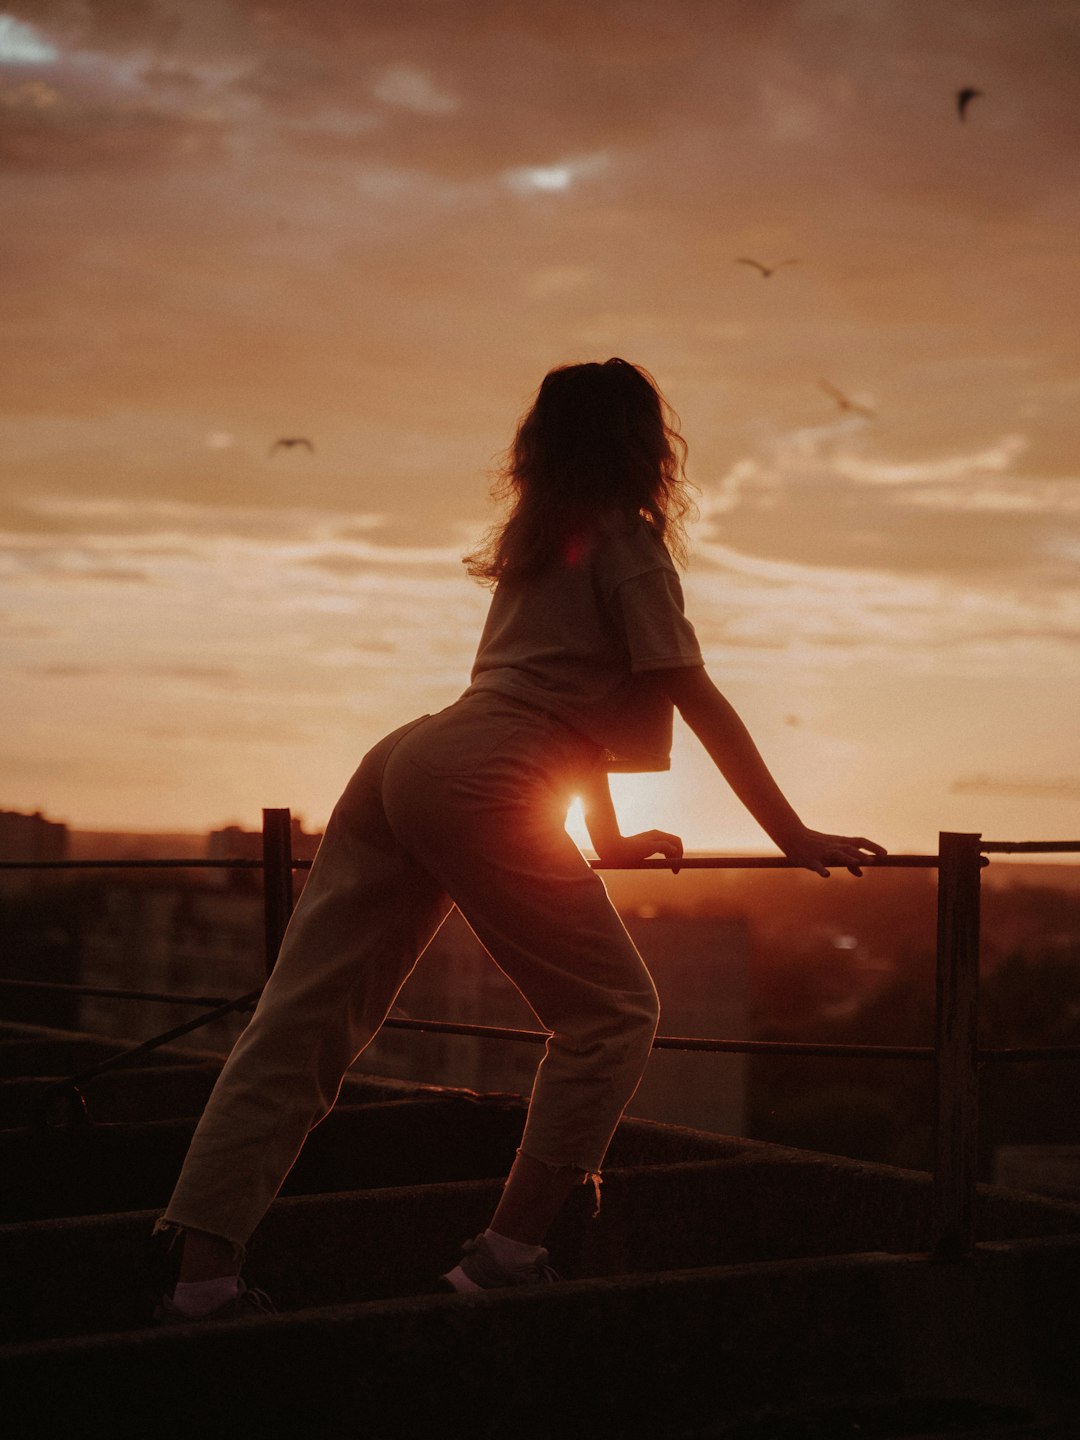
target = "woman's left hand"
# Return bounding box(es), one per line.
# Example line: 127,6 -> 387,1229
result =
781,826 -> 887,878
596,830 -> 684,873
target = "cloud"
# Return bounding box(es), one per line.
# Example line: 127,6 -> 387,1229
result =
681,421 -> 1080,676
4,1 -> 180,52
8,0 -> 1080,841
0,3 -> 251,172
0,15 -> 59,64
372,64 -> 458,117
297,542 -> 466,575
0,0 -> 776,181
0,609 -> 51,636
0,498 -> 482,618
10,561 -> 154,584
138,716 -> 314,746
502,152 -> 608,194
2,495 -> 387,542
29,661 -> 239,684
833,437 -> 1029,488
700,426 -> 1080,584
951,774 -> 1080,801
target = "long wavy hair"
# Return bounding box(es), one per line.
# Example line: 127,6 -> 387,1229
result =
464,358 -> 694,586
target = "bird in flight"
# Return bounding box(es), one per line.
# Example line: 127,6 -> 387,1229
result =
956,87 -> 982,121
820,380 -> 875,419
269,437 -> 315,456
736,256 -> 798,279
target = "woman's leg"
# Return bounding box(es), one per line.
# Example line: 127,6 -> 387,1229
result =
383,722 -> 660,1249
448,832 -> 659,1220
160,722 -> 452,1267
488,1153 -> 585,1244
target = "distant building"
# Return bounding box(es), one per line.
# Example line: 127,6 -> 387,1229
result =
207,818 -> 322,863
625,914 -> 749,1136
0,809 -> 68,862
60,820 -> 320,1051
78,876 -> 264,1052
206,817 -> 322,894
0,810 -> 68,895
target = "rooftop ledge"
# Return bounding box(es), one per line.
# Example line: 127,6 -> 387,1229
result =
2,1021 -> 1080,1437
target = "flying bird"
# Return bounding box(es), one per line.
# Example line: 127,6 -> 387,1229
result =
736,257 -> 798,278
956,87 -> 982,121
819,380 -> 875,419
269,437 -> 315,456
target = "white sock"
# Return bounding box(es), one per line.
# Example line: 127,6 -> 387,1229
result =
172,1275 -> 241,1316
483,1228 -> 543,1266
442,1229 -> 546,1293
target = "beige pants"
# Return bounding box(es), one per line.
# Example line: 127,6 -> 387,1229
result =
160,691 -> 660,1252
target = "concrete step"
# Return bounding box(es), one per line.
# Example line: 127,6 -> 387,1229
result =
2,1243 -> 1077,1440
0,1051 -> 439,1127
0,1096 -> 518,1221
0,1096 -> 749,1222
0,1036 -> 208,1076
2,1021 -> 1079,1438
0,1063 -> 222,1127
7,1146 -> 1080,1347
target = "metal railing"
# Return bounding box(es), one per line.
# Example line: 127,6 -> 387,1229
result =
2,809 -> 1079,1261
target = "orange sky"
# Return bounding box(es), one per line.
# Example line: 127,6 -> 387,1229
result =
2,0 -> 1079,853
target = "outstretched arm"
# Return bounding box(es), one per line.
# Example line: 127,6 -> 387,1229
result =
659,665 -> 886,877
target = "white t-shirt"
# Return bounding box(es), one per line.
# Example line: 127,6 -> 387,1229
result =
464,515 -> 704,771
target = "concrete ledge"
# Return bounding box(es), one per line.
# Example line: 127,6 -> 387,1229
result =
0,1064 -> 224,1127
2,1241 -> 1077,1440
0,1095 -> 754,1222
0,1037 -> 216,1076
0,1052 -> 446,1129
5,1148 -> 1080,1346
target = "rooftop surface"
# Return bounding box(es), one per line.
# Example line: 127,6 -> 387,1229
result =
1,1018 -> 1079,1440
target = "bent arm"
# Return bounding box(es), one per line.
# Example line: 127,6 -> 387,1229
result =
579,765 -> 622,857
579,764 -> 683,870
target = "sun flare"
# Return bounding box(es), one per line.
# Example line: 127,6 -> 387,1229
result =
564,772 -> 687,854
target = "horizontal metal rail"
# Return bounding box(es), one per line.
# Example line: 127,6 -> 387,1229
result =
1,844 -> 1073,872
382,1018 -> 1080,1064
380,1014 -> 930,1058
5,974 -> 1076,1063
0,857 -> 267,870
0,976 -> 258,1010
3,815 -> 1078,1256
2,853 -> 943,871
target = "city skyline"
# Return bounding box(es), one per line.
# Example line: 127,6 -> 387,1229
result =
3,1 -> 1079,852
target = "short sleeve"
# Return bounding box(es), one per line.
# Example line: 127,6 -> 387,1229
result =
615,567 -> 704,673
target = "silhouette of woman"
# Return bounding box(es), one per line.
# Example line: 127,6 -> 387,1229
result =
155,358 -> 885,1317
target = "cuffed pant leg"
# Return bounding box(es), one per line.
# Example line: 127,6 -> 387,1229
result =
161,732 -> 451,1250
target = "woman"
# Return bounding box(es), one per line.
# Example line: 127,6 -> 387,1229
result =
155,358 -> 884,1318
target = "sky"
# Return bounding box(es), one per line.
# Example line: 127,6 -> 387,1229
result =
2,0 -> 1079,855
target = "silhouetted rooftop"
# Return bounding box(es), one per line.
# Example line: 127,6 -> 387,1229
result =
2,1017 -> 1079,1439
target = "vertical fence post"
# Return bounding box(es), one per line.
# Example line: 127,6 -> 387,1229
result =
931,830 -> 983,1260
262,807 -> 294,978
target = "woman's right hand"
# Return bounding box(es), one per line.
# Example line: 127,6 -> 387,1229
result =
596,829 -> 684,874
780,826 -> 887,878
